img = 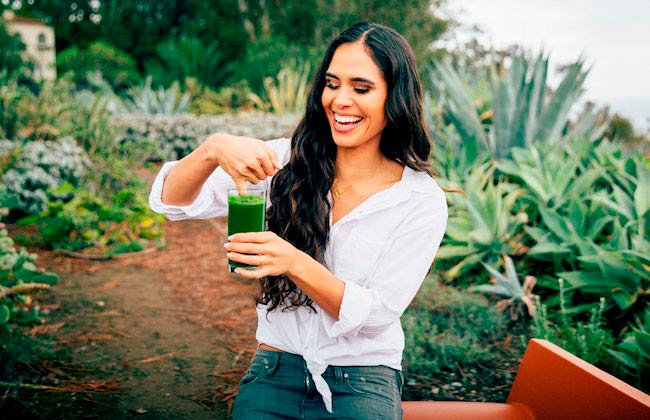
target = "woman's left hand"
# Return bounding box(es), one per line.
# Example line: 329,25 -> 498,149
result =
225,232 -> 302,278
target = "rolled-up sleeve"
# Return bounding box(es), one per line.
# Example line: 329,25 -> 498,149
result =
322,196 -> 448,338
148,137 -> 291,221
148,161 -> 232,220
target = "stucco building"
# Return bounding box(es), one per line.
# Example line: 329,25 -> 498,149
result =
2,10 -> 56,81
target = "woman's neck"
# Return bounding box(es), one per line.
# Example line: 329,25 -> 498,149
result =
334,148 -> 385,182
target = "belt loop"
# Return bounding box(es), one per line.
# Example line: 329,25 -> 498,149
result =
334,366 -> 343,384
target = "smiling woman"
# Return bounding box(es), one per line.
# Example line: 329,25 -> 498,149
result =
149,21 -> 448,420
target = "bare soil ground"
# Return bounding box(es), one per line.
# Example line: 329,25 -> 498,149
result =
2,218 -> 259,419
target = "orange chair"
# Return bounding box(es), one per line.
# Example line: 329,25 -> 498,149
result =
402,339 -> 650,420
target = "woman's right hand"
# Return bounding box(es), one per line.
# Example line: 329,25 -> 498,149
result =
207,134 -> 283,192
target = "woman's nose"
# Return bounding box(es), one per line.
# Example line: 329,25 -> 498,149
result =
332,87 -> 354,107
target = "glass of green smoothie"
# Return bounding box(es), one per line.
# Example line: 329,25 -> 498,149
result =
227,188 -> 266,272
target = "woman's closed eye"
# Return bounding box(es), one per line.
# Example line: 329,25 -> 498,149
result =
353,86 -> 370,94
325,81 -> 340,90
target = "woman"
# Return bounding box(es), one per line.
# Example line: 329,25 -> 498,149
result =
149,22 -> 447,419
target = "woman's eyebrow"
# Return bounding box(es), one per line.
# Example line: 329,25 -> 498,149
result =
325,72 -> 376,85
351,77 -> 375,85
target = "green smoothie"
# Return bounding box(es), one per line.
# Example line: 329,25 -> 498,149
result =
227,192 -> 266,270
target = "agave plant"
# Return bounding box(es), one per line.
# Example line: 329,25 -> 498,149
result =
590,154 -> 650,230
124,76 -> 191,115
498,144 -> 605,211
428,51 -> 606,162
263,59 -> 311,116
437,162 -> 528,280
471,254 -> 536,320
524,200 -> 612,267
558,245 -> 649,314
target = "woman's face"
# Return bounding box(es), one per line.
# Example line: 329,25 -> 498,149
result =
321,41 -> 388,151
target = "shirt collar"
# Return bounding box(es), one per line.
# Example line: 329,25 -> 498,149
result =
330,166 -> 436,226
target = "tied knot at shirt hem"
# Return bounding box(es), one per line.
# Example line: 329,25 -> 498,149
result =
305,355 -> 333,413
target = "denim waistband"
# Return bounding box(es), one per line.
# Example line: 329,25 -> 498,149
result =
251,348 -> 400,380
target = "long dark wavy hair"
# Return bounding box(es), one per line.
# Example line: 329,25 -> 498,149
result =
259,22 -> 434,312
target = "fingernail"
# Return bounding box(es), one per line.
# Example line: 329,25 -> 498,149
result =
226,252 -> 233,258
228,235 -> 234,241
223,242 -> 229,248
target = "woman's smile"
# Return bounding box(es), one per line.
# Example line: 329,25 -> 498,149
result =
333,113 -> 364,132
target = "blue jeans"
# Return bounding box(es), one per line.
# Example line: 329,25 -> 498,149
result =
232,349 -> 403,419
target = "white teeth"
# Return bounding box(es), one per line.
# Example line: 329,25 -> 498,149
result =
334,114 -> 363,124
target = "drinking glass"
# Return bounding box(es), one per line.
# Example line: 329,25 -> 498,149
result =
227,188 -> 266,272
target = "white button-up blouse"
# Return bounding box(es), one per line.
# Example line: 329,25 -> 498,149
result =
149,138 -> 448,412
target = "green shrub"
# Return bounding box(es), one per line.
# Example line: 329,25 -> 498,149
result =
1,138 -> 90,215
0,184 -> 57,372
531,279 -> 614,367
471,254 -> 536,321
604,114 -> 637,143
10,75 -> 80,141
19,185 -> 164,256
0,22 -> 31,80
56,41 -> 141,93
402,278 -> 523,401
0,184 -> 58,335
186,79 -> 268,115
145,37 -> 233,90
237,36 -> 317,94
0,76 -> 32,140
112,112 -> 300,161
608,307 -> 650,392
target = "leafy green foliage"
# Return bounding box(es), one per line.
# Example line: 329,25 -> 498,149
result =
471,255 -> 536,320
0,22 -> 31,79
263,60 -> 311,116
436,163 -> 527,280
494,138 -> 648,321
0,76 -> 31,141
236,35 -> 318,95
403,278 -> 523,400
56,41 -> 142,93
1,138 -> 90,215
7,75 -> 85,142
531,280 -> 614,367
608,307 -> 650,392
428,48 -> 647,387
22,186 -> 165,256
498,144 -> 605,211
428,51 -> 606,164
0,185 -> 58,339
185,79 -> 267,115
145,37 -> 233,90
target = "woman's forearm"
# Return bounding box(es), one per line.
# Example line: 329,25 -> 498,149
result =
287,251 -> 346,320
162,133 -> 282,206
161,135 -> 223,206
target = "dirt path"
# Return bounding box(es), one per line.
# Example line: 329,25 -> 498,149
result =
8,218 -> 260,419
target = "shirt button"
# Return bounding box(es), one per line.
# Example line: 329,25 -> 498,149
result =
343,373 -> 349,378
